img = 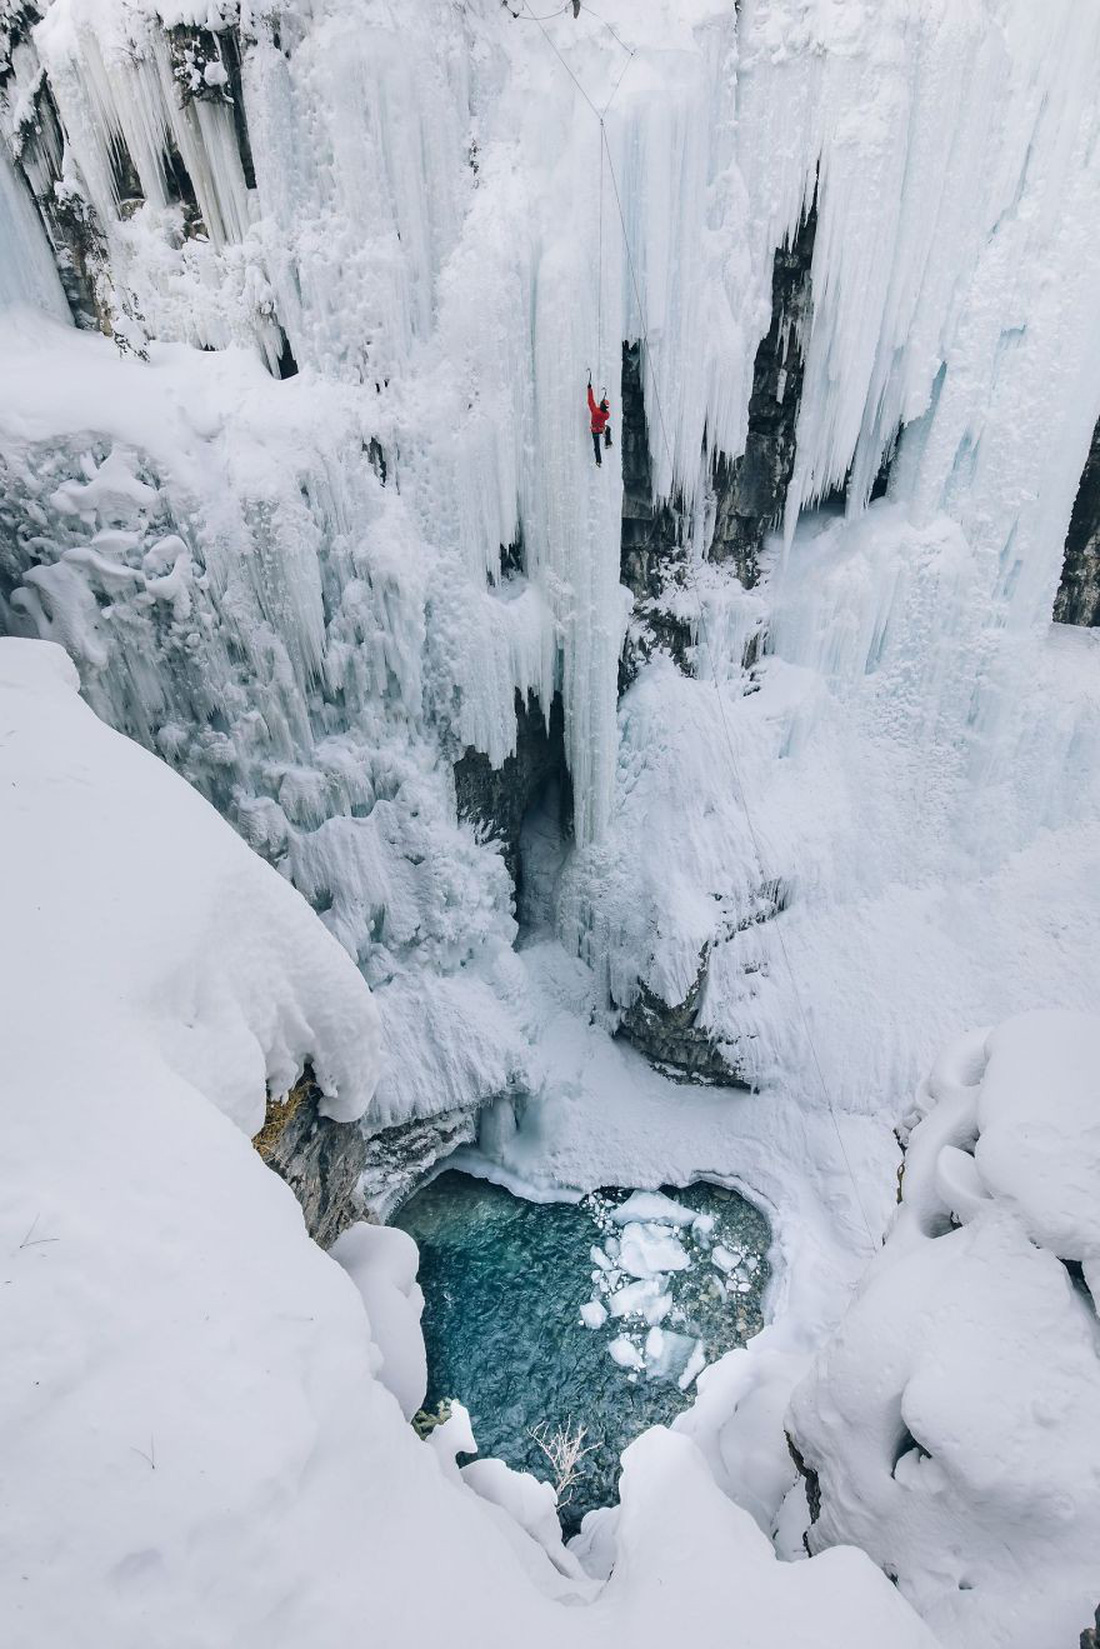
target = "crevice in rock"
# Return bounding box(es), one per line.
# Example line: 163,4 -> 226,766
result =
273,324 -> 299,380
891,1425 -> 932,1477
1054,414 -> 1100,627
499,524 -> 524,578
367,436 -> 388,487
708,199 -> 816,590
219,26 -> 257,190
107,132 -> 143,213
162,137 -> 200,217
454,689 -> 572,904
787,1432 -> 821,1554
1060,1255 -> 1097,1320
618,337 -> 692,693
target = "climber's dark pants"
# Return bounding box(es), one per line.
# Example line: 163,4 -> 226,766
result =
591,431 -> 602,466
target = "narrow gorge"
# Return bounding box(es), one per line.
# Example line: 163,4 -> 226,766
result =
3,4 -> 1100,1648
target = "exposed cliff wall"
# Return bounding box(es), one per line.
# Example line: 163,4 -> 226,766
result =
709,205 -> 815,593
1055,416 -> 1100,627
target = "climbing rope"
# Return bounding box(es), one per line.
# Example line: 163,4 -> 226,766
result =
582,2 -> 634,57
596,126 -> 604,378
519,1 -> 880,1250
521,0 -> 634,382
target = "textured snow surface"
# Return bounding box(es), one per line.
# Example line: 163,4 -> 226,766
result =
0,638 -> 938,1649
788,1010 -> 1100,1649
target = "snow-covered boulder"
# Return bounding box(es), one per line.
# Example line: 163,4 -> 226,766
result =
788,1010 -> 1100,1649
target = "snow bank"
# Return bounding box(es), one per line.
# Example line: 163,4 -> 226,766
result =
788,1010 -> 1100,1649
329,1223 -> 427,1420
0,635 -> 381,1124
0,634 -> 937,1648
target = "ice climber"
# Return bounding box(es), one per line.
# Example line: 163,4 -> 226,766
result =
587,378 -> 612,467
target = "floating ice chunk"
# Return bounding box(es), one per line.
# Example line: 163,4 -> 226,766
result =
736,1281 -> 753,1294
618,1223 -> 690,1279
590,1245 -> 614,1270
580,1300 -> 608,1330
607,1336 -> 644,1372
711,1245 -> 739,1274
607,1278 -> 672,1325
611,1191 -> 696,1227
678,1342 -> 708,1392
644,1330 -> 702,1384
644,1292 -> 673,1326
691,1213 -> 716,1241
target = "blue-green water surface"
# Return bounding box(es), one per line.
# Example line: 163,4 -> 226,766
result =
395,1172 -> 771,1532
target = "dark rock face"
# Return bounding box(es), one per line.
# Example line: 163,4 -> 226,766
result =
167,23 -> 256,189
1081,1604 -> 1100,1649
616,956 -> 750,1088
787,1433 -> 823,1532
709,202 -> 816,590
453,690 -> 572,898
359,1108 -> 480,1222
1055,415 -> 1100,627
618,338 -> 692,691
614,876 -> 787,1085
254,1072 -> 370,1248
254,1072 -> 487,1238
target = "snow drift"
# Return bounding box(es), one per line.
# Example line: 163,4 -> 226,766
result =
789,1009 -> 1100,1649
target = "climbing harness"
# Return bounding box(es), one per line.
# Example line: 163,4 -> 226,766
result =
519,0 -> 881,1252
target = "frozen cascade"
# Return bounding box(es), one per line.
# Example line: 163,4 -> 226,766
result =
0,147 -> 69,315
0,1 -> 1099,1208
3,5 -> 1100,1647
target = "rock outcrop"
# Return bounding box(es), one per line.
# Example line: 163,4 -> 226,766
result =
359,1108 -> 481,1223
616,955 -> 750,1087
254,1071 -> 371,1247
708,203 -> 816,591
618,338 -> 692,691
1055,415 -> 1100,627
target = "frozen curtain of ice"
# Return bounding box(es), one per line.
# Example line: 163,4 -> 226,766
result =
4,0 -> 1100,1129
4,2 -> 1100,1646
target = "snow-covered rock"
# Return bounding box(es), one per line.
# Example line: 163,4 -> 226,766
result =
329,1222 -> 427,1420
788,1010 -> 1100,1649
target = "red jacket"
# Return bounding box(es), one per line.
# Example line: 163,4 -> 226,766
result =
588,384 -> 611,434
